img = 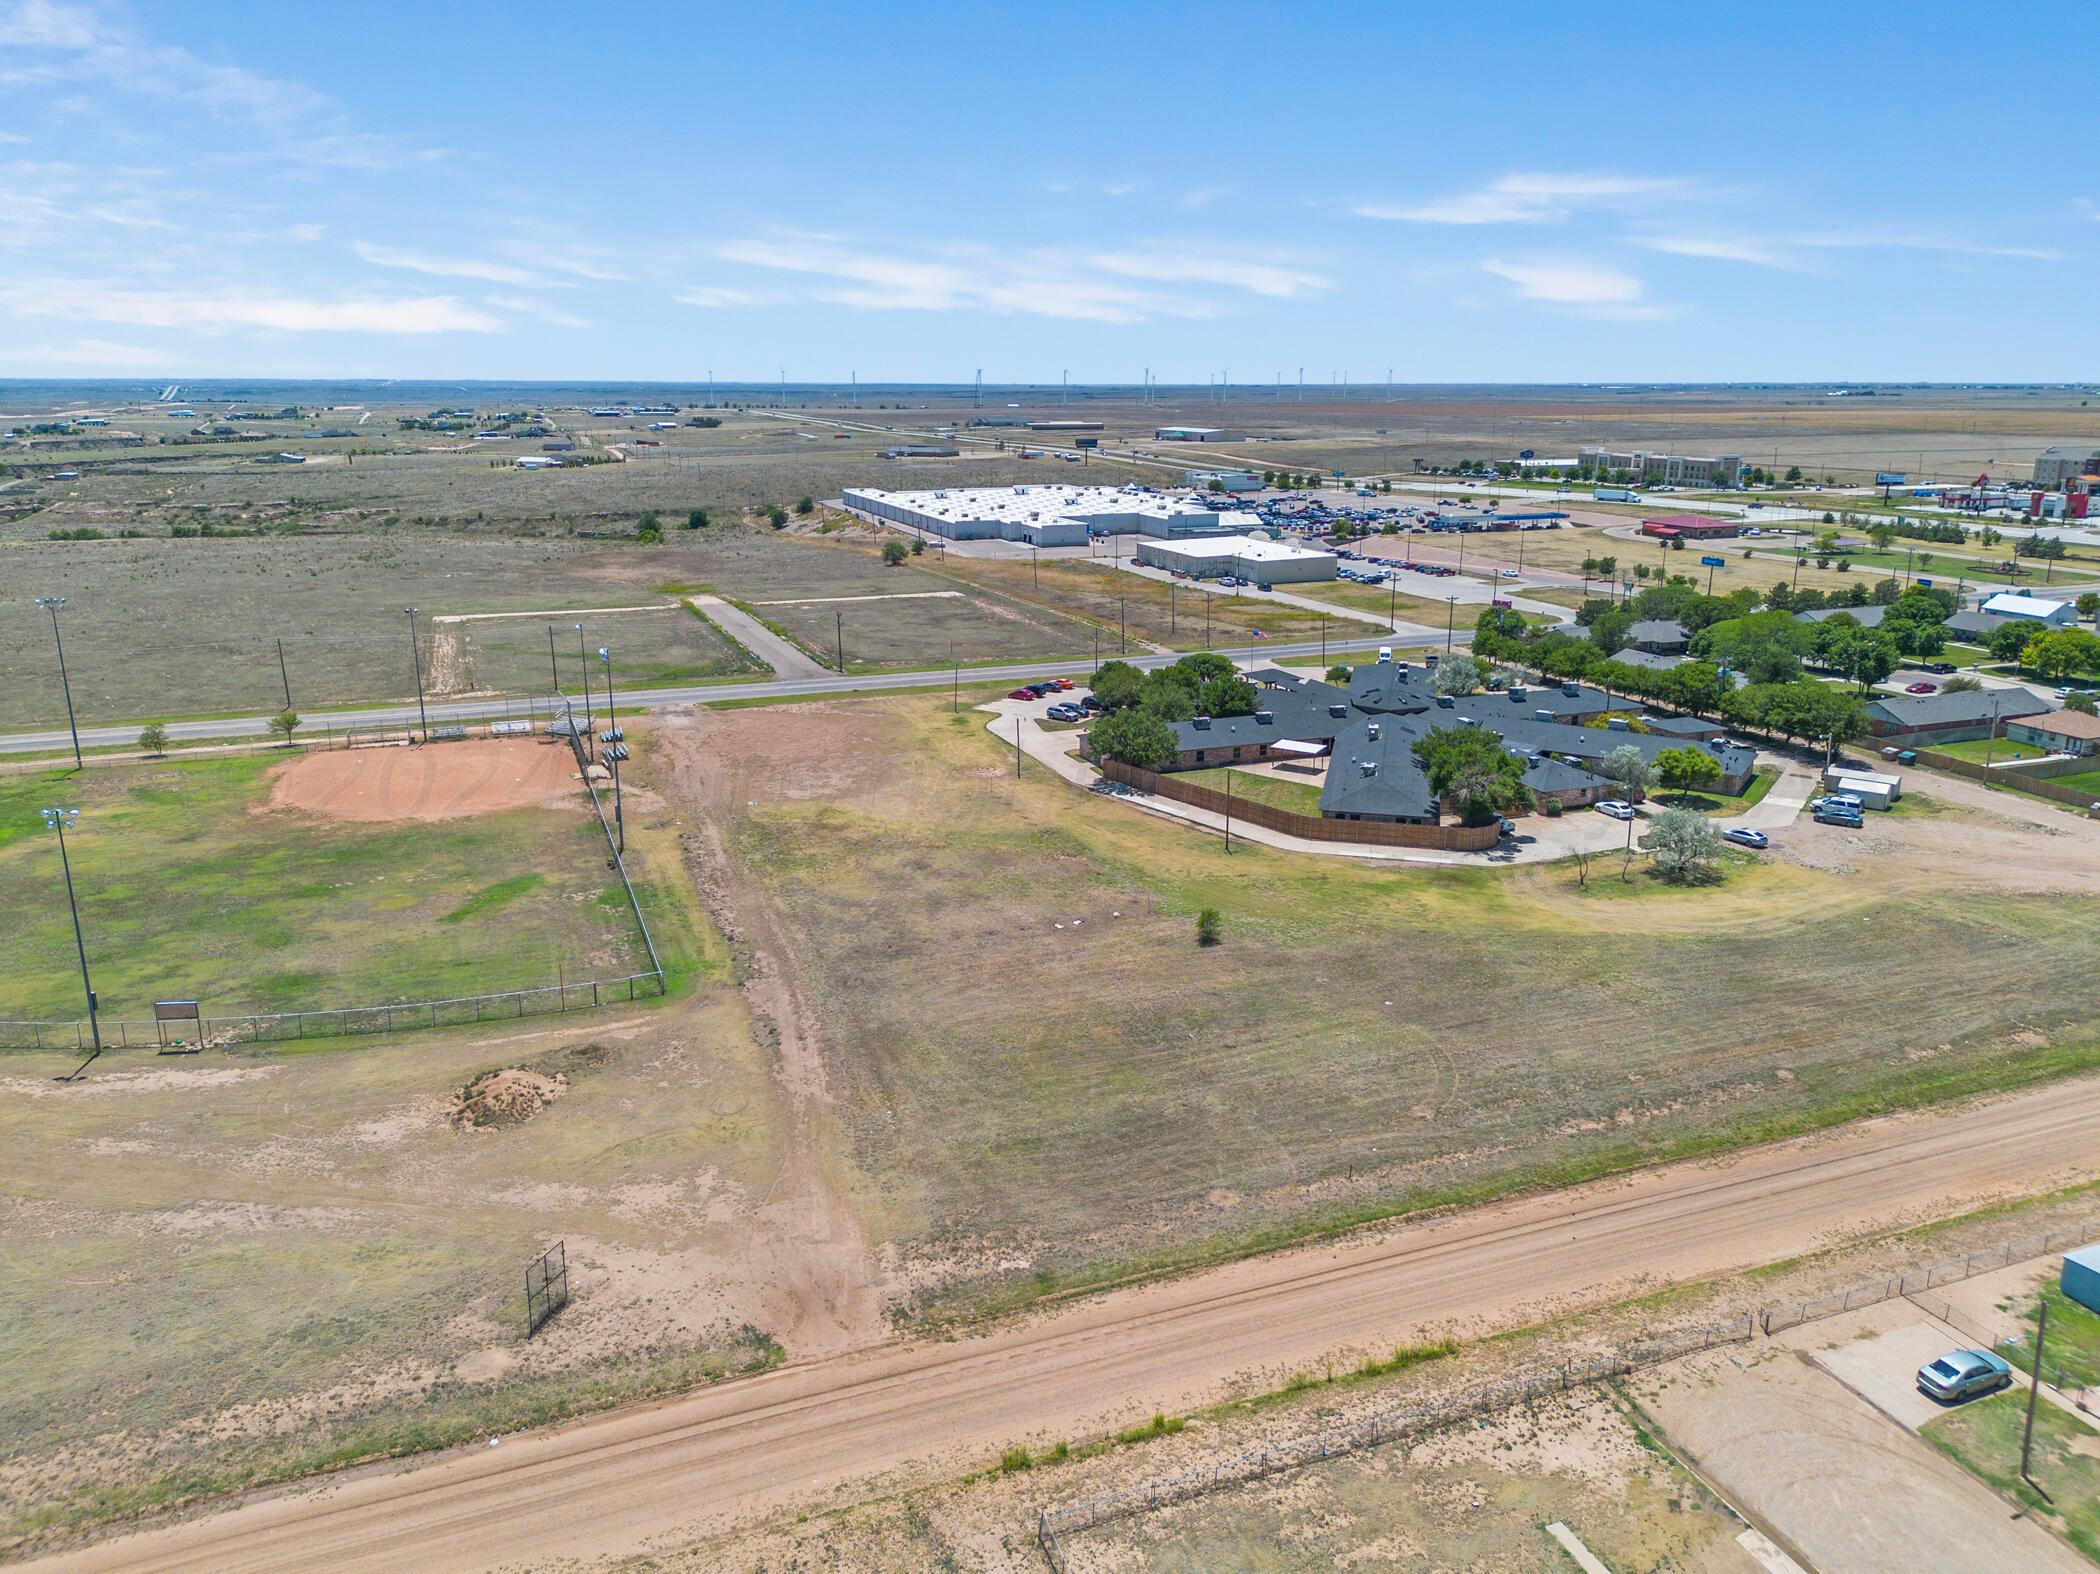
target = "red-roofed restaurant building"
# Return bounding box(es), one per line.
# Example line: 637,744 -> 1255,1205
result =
1639,513 -> 1741,541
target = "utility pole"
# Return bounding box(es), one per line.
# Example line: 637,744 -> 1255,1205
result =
404,608 -> 429,741
41,806 -> 100,1079
1032,543 -> 1040,588
1014,716 -> 1022,777
610,752 -> 625,853
951,642 -> 959,713
276,638 -> 293,710
34,596 -> 82,771
2021,1299 -> 2052,1498
1119,592 -> 1127,653
598,646 -> 616,731
1223,769 -> 1233,854
1445,596 -> 1458,652
1170,578 -> 1178,639
836,611 -> 846,675
547,625 -> 560,692
1389,578 -> 1398,633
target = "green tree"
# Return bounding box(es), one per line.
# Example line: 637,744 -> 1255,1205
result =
1660,660 -> 1725,716
910,537 -> 924,555
1602,743 -> 1651,801
1641,805 -> 1724,883
1325,663 -> 1352,684
794,495 -> 815,515
880,539 -> 909,566
1653,745 -> 1722,800
1090,659 -> 1145,710
1691,610 -> 1812,684
766,505 -> 789,528
1784,465 -> 1803,483
2065,690 -> 2098,715
1195,907 -> 1222,947
268,709 -> 302,745
1824,625 -> 1900,690
2075,592 -> 2100,622
137,722 -> 169,756
1989,620 -> 2036,662
2022,627 -> 2100,680
684,507 -> 709,530
1411,726 -> 1532,827
1432,652 -> 1482,695
1087,706 -> 1177,770
1941,674 -> 1982,693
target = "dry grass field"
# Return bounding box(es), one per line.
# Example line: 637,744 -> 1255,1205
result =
696,693 -> 2100,1322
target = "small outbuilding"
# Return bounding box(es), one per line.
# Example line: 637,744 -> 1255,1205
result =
2064,1245 -> 2100,1315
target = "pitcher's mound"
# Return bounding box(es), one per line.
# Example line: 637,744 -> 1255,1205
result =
266,739 -> 582,823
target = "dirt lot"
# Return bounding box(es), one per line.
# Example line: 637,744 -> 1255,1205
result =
675,692 -> 2100,1322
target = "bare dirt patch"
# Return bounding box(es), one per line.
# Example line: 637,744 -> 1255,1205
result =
450,1066 -> 566,1128
264,738 -> 582,823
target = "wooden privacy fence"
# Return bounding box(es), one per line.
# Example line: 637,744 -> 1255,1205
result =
1096,759 -> 1502,852
1910,746 -> 2100,812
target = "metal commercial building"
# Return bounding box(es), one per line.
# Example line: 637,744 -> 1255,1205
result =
2033,446 -> 2100,490
841,484 -> 1262,546
1134,534 -> 1337,583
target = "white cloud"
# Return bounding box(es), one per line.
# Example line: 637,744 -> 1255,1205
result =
1790,230 -> 2062,262
1357,172 -> 1687,226
1090,250 -> 1329,298
286,222 -> 325,242
1480,258 -> 1670,319
494,239 -> 630,282
354,241 -> 540,285
485,293 -> 590,328
3,281 -> 503,333
7,337 -> 174,369
704,233 -> 1301,322
1635,234 -> 1794,267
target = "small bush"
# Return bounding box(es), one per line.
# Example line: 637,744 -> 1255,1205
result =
1196,907 -> 1222,947
794,495 -> 815,515
881,540 -> 908,566
910,538 -> 924,555
766,505 -> 789,528
997,1446 -> 1033,1474
1115,1412 -> 1186,1445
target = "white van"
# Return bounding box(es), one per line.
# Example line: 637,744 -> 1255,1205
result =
1377,646 -> 1394,663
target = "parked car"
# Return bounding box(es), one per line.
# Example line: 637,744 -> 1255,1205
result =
1922,661 -> 1957,675
1904,681 -> 1938,694
1007,689 -> 1035,701
1045,703 -> 1081,721
1049,678 -> 1075,691
1079,695 -> 1106,714
1722,827 -> 1769,849
1917,1349 -> 2012,1403
1813,805 -> 1864,828
1595,800 -> 1637,821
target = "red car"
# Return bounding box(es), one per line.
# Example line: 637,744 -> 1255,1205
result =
1007,688 -> 1036,701
1904,681 -> 1938,694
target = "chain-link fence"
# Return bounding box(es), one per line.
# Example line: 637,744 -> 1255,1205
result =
1036,1315 -> 1754,1554
1757,1215 -> 2100,1335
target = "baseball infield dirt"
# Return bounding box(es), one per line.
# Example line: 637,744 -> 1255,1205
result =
263,738 -> 582,823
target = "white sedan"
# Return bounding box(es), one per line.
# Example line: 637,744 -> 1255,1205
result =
1595,800 -> 1637,821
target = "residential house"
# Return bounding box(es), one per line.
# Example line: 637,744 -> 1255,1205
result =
1863,688 -> 2051,743
2005,709 -> 2100,757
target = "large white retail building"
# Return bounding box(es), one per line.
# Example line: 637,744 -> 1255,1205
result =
841,483 -> 1269,548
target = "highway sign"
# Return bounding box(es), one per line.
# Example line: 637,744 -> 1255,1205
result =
1875,472 -> 1909,486
1700,554 -> 1726,567
1916,577 -> 1934,588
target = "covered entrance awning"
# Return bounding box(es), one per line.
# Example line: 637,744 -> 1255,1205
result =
1269,738 -> 1327,756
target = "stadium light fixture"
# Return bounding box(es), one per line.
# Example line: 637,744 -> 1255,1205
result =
40,806 -> 101,1078
33,596 -> 82,770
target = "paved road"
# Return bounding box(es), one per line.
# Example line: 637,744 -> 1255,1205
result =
0,634 -> 1425,758
685,594 -> 831,680
40,1076 -> 2100,1572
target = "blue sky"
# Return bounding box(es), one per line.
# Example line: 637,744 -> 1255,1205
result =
1,0 -> 2093,383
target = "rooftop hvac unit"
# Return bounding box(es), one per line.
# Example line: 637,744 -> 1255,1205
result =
1561,681 -> 1580,697
1193,715 -> 1212,730
1606,717 -> 1630,731
1459,716 -> 1476,727
1436,695 -> 1455,708
1367,722 -> 1381,741
1360,761 -> 1378,777
1509,686 -> 1527,701
1537,709 -> 1555,721
1254,710 -> 1274,724
1328,703 -> 1349,718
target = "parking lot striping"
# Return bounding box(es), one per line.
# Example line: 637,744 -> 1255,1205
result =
1735,1530 -> 1810,1574
747,591 -> 966,606
1545,1522 -> 1615,1573
429,603 -> 682,624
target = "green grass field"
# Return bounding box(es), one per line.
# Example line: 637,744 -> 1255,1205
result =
1926,737 -> 2050,763
2008,1282 -> 2100,1392
1923,1391 -> 2100,1561
0,754 -> 648,1024
1181,765 -> 1326,816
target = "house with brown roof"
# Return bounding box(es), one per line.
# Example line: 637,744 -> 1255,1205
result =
2006,708 -> 2100,757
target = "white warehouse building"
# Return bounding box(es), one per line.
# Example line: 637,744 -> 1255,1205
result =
841,484 -> 1264,547
1135,534 -> 1337,584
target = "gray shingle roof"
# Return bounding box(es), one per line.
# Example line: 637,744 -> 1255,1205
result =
1866,689 -> 2051,726
1319,718 -> 1438,821
1798,603 -> 1887,627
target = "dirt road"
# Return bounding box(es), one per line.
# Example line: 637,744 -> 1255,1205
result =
40,1071 -> 2100,1571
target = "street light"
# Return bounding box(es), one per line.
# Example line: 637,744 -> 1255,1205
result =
574,622 -> 593,736
597,646 -> 616,734
1445,595 -> 1458,652
33,596 -> 82,770
40,807 -> 101,1078
404,608 -> 429,742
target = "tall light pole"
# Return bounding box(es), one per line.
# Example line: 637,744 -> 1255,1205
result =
34,596 -> 82,770
547,625 -> 560,692
597,646 -> 616,734
41,807 -> 101,1078
404,608 -> 429,741
1445,595 -> 1458,652
575,622 -> 593,735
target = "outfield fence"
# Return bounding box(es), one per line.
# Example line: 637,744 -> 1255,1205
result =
1036,1314 -> 1755,1564
1756,1213 -> 2100,1335
2,695 -> 667,1055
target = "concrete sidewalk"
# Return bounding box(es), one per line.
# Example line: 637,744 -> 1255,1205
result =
685,594 -> 832,680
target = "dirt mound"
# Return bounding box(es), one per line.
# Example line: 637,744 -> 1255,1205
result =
451,1067 -> 567,1129
266,739 -> 581,823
